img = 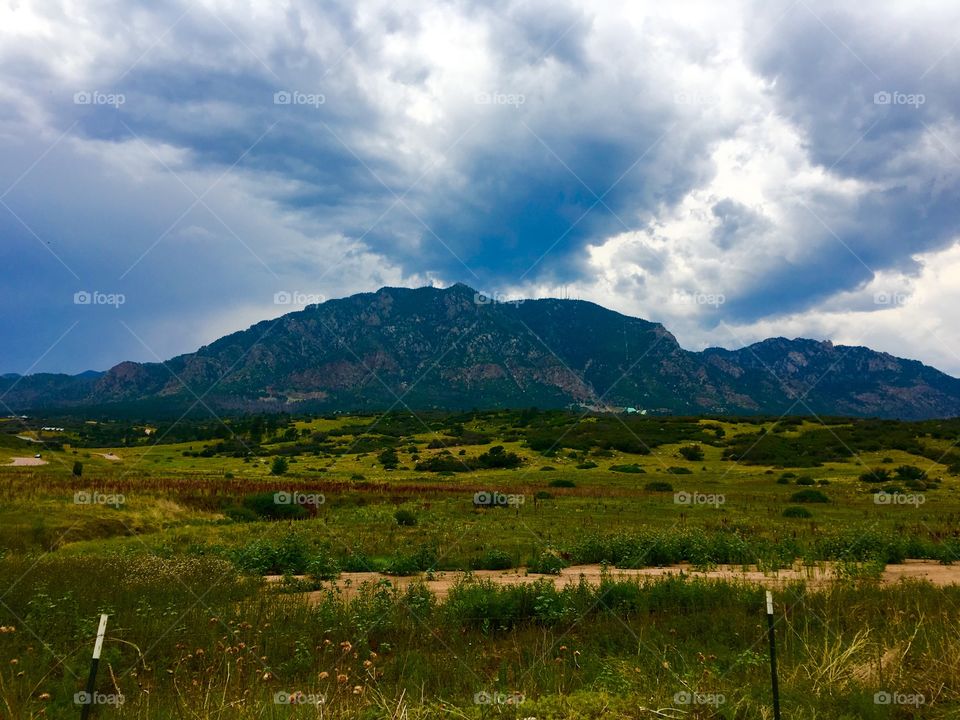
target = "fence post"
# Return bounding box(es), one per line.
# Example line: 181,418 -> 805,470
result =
765,591 -> 782,720
79,614 -> 109,720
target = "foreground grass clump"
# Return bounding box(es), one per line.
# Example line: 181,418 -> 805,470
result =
2,553 -> 960,718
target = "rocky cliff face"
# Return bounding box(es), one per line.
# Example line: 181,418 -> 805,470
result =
3,284 -> 959,419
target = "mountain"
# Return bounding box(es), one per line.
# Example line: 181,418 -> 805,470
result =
2,284 -> 959,419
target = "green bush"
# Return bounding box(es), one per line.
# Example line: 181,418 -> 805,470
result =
270,456 -> 289,475
241,492 -> 308,520
644,481 -> 673,492
394,509 -> 418,526
790,489 -> 829,503
678,445 -> 704,461
610,464 -> 645,474
476,445 -> 522,469
667,466 -> 692,475
782,506 -> 812,519
576,461 -> 598,469
859,468 -> 891,483
528,548 -> 567,575
471,548 -> 514,570
795,475 -> 815,486
548,478 -> 576,488
306,548 -> 340,580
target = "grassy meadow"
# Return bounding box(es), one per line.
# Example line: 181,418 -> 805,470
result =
1,410 -> 959,718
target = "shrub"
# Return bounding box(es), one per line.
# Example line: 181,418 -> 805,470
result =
306,548 -> 340,580
471,548 -> 514,570
610,464 -> 646,474
378,448 -> 399,469
241,492 -> 307,520
678,445 -> 704,461
895,465 -> 927,481
795,475 -> 815,486
394,509 -> 417,526
539,466 -> 556,471
782,506 -> 812,519
644,481 -> 674,492
790,489 -> 829,503
548,478 -> 576,488
415,453 -> 466,472
72,461 -> 83,477
224,506 -> 258,522
270,456 -> 289,475
576,461 -> 598,469
476,445 -> 522,469
776,477 -> 790,484
667,466 -> 693,475
534,491 -> 553,500
859,468 -> 891,483
528,548 -> 567,575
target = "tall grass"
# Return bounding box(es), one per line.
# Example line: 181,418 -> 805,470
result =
1,554 -> 958,718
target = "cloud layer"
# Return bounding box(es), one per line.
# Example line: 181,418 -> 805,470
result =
1,0 -> 959,376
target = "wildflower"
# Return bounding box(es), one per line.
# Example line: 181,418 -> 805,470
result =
38,693 -> 51,701
340,641 -> 352,653
363,660 -> 373,669
319,671 -> 329,680
352,685 -> 363,695
337,674 -> 349,684
262,672 -> 272,680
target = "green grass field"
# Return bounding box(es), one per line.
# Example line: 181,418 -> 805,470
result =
1,411 -> 959,717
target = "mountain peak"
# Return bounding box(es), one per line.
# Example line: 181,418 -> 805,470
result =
2,285 -> 958,419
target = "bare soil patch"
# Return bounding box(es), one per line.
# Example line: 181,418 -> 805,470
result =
7,456 -> 49,466
267,560 -> 960,602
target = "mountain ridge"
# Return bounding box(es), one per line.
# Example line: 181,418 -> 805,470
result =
2,284 -> 958,419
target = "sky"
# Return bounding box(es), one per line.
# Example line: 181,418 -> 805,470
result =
1,0 -> 959,376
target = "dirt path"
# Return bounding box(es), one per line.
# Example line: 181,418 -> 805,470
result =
7,456 -> 49,466
98,453 -> 121,461
268,560 -> 960,602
